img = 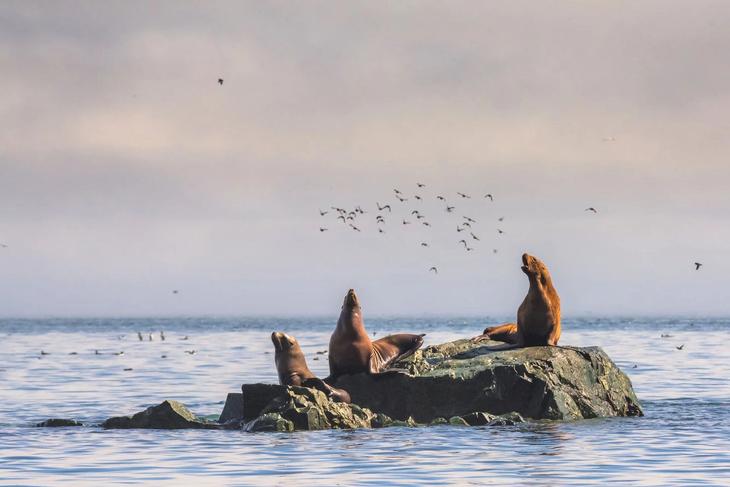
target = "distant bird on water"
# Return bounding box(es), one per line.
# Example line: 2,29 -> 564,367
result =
694,262 -> 703,271
217,78 -> 224,86
585,207 -> 598,213
429,267 -> 438,274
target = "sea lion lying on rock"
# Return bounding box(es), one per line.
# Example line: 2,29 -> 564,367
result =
271,331 -> 351,403
474,253 -> 561,348
327,289 -> 424,381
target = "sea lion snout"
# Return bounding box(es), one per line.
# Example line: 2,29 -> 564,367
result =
271,331 -> 295,350
343,288 -> 360,308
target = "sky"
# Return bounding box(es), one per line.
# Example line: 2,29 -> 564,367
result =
1,1 -> 729,317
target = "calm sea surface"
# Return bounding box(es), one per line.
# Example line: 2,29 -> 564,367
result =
1,317 -> 729,486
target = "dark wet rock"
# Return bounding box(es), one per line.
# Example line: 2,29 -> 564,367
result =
243,413 -> 293,432
218,392 -> 243,423
102,400 -> 219,430
242,385 -> 376,431
371,413 -> 394,428
332,339 -> 643,422
36,418 -> 82,427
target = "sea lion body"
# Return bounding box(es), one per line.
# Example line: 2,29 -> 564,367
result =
271,332 -> 351,403
478,253 -> 561,347
328,289 -> 424,380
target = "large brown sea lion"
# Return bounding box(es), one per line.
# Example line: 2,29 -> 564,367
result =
271,331 -> 351,403
474,253 -> 561,348
327,289 -> 424,381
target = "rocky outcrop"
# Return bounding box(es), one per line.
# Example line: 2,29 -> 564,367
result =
36,418 -> 82,427
102,400 -> 220,430
332,339 -> 643,422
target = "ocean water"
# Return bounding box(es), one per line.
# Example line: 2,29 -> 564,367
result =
1,317 -> 729,486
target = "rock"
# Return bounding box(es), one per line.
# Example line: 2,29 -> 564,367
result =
371,413 -> 394,428
429,417 -> 448,426
332,339 -> 643,422
102,400 -> 219,430
448,416 -> 469,426
36,418 -> 82,427
218,392 -> 243,423
242,384 -> 289,421
243,413 -> 294,432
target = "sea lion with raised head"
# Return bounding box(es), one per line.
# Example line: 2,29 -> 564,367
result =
474,253 -> 561,348
271,331 -> 351,403
327,289 -> 424,381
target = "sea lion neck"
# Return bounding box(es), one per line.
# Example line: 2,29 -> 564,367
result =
336,290 -> 367,336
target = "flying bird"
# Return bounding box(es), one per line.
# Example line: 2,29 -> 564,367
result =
463,216 -> 476,223
458,239 -> 468,247
355,206 -> 366,214
217,78 -> 224,85
498,217 -> 504,222
319,227 -> 328,232
394,189 -> 402,194
416,214 -> 426,220
422,221 -> 431,227
456,225 -> 465,232
470,232 -> 480,241
378,228 -> 385,234
414,195 -> 422,201
585,207 -> 598,213
402,219 -> 411,225
446,206 -> 455,213
457,192 -> 471,199
497,229 -> 505,235
337,215 -> 346,223
417,183 -> 426,188
493,249 -> 498,254
411,210 -> 421,215
436,195 -> 445,201
694,262 -> 702,270
172,290 -> 179,294
0,243 -> 7,248
377,202 -> 391,212
461,222 -> 471,228
397,196 -> 408,203
420,242 -> 429,247
484,194 -> 493,201
319,209 -> 328,216
676,344 -> 685,350
429,267 -> 438,274
185,350 -> 197,355
349,224 -> 361,232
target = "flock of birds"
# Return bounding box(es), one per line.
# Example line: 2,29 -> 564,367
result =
37,331 -> 198,367
316,183 -> 605,274
315,182 -> 705,273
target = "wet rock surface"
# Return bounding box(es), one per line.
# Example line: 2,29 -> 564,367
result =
332,339 -> 643,422
102,400 -> 220,430
36,418 -> 82,427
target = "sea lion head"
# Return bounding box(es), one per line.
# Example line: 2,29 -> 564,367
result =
342,288 -> 361,310
271,331 -> 299,352
521,253 -> 555,290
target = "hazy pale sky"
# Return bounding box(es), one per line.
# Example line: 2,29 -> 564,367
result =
1,1 -> 729,317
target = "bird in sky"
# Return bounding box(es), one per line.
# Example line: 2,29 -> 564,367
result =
416,214 -> 425,220
349,224 -> 361,232
172,290 -> 179,294
676,344 -> 685,350
436,195 -> 445,201
355,206 -> 366,214
319,209 -> 328,216
411,210 -> 421,215
463,216 -> 476,223
498,217 -> 504,222
694,262 -> 703,270
422,221 -> 431,227
0,243 -> 7,248
417,183 -> 426,188
484,194 -> 493,201
470,232 -> 480,241
319,227 -> 328,232
493,249 -> 498,254
397,196 -> 408,203
185,350 -> 197,355
461,222 -> 471,228
394,188 -> 402,194
420,242 -> 429,247
446,206 -> 455,213
377,202 -> 391,212
456,225 -> 465,232
457,192 -> 471,199
429,266 -> 438,274
497,229 -> 505,235
337,215 -> 346,223
414,195 -> 422,201
402,219 -> 411,225
378,228 -> 385,234
217,78 -> 224,85
585,207 -> 598,213
459,239 -> 468,248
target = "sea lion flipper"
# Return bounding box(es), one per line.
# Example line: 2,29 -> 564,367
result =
477,322 -> 520,344
302,377 -> 351,404
370,334 -> 424,373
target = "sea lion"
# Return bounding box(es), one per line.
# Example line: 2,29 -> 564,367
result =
327,289 -> 424,380
474,253 -> 561,348
271,331 -> 351,403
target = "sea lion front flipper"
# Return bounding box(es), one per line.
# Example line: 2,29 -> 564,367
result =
369,333 -> 425,373
302,377 -> 352,404
480,323 -> 520,344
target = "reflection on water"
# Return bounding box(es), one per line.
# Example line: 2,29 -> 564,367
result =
1,317 -> 729,485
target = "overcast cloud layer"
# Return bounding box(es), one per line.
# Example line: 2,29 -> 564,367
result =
1,1 -> 729,317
